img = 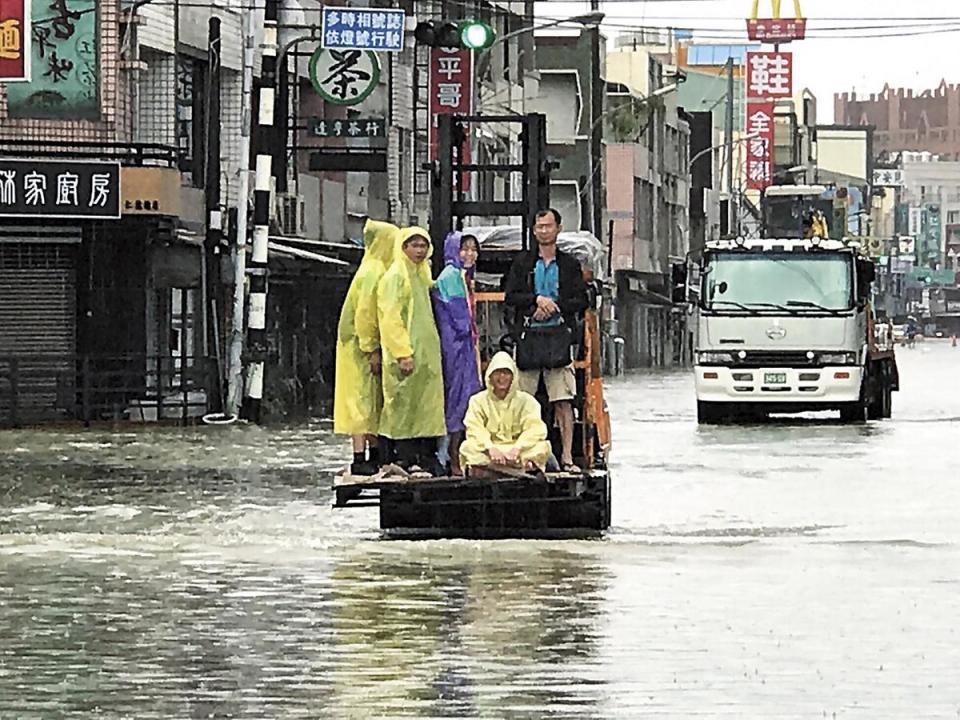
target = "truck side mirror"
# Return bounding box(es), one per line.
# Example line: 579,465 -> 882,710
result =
671,261 -> 688,304
856,258 -> 876,300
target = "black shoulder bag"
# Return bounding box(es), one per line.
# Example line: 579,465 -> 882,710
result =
515,318 -> 573,371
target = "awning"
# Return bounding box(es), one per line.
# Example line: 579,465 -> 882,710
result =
268,241 -> 349,266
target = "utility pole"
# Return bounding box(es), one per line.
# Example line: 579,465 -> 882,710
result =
241,0 -> 280,424
204,16 -> 223,413
724,56 -> 736,237
225,10 -> 254,419
589,0 -> 603,236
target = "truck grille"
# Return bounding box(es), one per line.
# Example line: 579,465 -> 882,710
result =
733,351 -> 817,368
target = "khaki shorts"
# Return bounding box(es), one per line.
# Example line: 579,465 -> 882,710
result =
518,363 -> 576,403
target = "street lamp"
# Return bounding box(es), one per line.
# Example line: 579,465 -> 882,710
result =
489,10 -> 606,48
688,132 -> 759,172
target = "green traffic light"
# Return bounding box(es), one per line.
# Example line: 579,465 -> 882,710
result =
459,20 -> 496,50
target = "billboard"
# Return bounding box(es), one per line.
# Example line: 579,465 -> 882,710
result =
6,0 -> 99,119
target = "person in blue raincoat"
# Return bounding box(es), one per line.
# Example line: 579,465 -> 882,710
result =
431,232 -> 482,475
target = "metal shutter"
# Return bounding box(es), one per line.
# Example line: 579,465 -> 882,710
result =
0,241 -> 78,423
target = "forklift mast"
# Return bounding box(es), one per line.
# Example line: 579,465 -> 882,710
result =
429,113 -> 551,275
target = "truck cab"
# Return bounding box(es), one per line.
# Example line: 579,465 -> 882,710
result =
680,236 -> 898,424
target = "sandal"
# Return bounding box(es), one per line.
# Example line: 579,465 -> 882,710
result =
562,463 -> 582,474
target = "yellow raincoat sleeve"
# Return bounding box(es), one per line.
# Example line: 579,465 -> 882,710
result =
354,262 -> 383,354
515,394 -> 549,451
463,395 -> 494,453
377,270 -> 414,360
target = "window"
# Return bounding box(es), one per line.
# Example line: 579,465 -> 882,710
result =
703,252 -> 855,312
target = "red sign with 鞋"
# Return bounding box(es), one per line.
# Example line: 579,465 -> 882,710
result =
0,0 -> 29,82
746,51 -> 793,100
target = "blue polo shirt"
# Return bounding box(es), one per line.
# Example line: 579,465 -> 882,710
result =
531,258 -> 562,327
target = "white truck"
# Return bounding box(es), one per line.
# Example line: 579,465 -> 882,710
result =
676,236 -> 899,424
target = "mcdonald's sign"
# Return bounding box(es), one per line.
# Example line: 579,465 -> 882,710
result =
747,0 -> 806,43
0,0 -> 29,82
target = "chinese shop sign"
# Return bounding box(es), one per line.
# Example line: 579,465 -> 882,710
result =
745,101 -> 775,191
309,48 -> 380,106
0,0 -> 30,81
0,159 -> 121,218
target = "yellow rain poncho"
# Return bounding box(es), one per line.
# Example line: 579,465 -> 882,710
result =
460,351 -> 551,470
377,227 -> 446,440
333,219 -> 398,436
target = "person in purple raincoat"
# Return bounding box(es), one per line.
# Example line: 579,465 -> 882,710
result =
431,232 -> 482,476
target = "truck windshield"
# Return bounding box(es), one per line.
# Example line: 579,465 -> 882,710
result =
702,252 -> 854,312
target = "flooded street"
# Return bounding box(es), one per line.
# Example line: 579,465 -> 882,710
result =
2,342 -> 959,719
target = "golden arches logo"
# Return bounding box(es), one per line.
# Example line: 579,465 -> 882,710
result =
750,0 -> 803,20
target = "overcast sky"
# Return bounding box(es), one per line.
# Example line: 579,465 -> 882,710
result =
535,0 -> 960,121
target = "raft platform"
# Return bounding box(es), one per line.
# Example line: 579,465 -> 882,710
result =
333,467 -> 611,539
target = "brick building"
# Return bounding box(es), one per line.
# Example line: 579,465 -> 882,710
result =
835,81 -> 960,160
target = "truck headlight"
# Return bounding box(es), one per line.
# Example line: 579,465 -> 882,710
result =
697,351 -> 735,365
818,352 -> 858,365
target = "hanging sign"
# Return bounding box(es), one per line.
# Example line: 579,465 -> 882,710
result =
309,48 -> 380,106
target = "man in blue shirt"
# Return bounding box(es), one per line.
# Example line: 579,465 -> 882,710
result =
504,208 -> 589,473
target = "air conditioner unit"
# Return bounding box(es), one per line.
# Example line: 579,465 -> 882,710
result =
277,193 -> 305,236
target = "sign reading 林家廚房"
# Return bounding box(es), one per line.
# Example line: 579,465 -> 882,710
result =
309,48 -> 381,106
5,0 -> 99,119
320,7 -> 404,52
0,160 -> 120,218
307,117 -> 386,139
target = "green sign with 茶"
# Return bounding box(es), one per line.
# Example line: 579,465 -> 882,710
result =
6,0 -> 99,120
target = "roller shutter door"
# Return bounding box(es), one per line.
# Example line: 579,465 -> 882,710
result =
0,241 -> 78,423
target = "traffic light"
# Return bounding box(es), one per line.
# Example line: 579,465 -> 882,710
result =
414,20 -> 496,50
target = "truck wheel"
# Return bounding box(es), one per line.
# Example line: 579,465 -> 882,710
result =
839,402 -> 867,423
697,401 -> 725,425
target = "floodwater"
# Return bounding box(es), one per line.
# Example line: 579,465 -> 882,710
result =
2,341 -> 959,718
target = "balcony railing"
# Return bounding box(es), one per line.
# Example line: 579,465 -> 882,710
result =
0,140 -> 178,168
0,354 -> 216,427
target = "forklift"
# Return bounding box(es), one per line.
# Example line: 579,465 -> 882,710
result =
333,113 -> 612,538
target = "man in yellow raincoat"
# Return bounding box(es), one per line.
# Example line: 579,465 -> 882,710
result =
459,351 -> 551,475
377,227 -> 446,471
334,219 -> 398,475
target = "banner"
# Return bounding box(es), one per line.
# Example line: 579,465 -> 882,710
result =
0,0 -> 30,81
745,101 -> 775,191
6,0 -> 99,119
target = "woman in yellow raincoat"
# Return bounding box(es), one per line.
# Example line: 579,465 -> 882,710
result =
377,227 -> 447,471
334,219 -> 398,475
459,351 -> 551,474
377,227 -> 446,471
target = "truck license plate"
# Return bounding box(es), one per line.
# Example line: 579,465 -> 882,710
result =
764,373 -> 787,384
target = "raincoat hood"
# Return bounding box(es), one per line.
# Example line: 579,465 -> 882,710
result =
395,226 -> 434,286
443,231 -> 463,267
363,219 -> 398,266
485,351 -> 518,402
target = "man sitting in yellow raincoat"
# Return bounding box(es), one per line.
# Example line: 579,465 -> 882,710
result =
334,219 -> 397,476
377,227 -> 446,472
459,351 -> 552,476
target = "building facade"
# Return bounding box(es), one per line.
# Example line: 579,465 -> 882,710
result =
835,82 -> 960,161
